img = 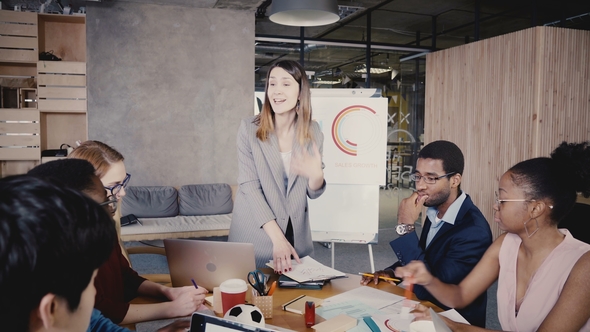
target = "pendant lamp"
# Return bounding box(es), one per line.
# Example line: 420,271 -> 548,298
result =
269,0 -> 340,27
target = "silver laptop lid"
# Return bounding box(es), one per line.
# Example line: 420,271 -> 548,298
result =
164,239 -> 256,291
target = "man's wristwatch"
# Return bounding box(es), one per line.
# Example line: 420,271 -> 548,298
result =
396,223 -> 415,236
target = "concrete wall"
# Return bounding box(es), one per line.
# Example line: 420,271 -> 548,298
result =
87,2 -> 254,187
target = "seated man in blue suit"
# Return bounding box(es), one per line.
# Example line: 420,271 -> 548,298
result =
361,140 -> 492,327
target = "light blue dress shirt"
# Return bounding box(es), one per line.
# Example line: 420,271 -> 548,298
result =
425,191 -> 467,247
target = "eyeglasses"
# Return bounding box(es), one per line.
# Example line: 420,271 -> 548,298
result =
104,173 -> 131,197
99,196 -> 118,214
410,172 -> 456,184
494,191 -> 535,206
494,192 -> 554,210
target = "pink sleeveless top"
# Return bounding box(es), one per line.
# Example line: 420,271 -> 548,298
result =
497,230 -> 590,331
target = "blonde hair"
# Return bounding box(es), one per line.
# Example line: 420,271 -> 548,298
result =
256,60 -> 313,145
67,140 -> 124,179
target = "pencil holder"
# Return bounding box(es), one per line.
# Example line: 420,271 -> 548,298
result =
252,295 -> 273,319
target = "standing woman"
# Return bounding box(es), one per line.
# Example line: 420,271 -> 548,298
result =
68,140 -> 207,325
229,60 -> 326,271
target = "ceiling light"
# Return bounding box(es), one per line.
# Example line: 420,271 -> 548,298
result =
354,64 -> 393,74
269,0 -> 340,27
313,78 -> 342,85
391,69 -> 399,80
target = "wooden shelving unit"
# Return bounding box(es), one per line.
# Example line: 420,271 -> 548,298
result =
0,11 -> 86,177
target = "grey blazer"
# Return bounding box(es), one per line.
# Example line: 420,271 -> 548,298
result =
229,116 -> 326,267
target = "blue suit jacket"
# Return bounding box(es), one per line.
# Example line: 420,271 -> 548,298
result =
389,194 -> 492,327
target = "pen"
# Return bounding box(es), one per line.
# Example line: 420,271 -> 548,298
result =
267,281 -> 277,296
362,316 -> 380,332
191,278 -> 199,289
404,281 -> 414,301
358,272 -> 401,283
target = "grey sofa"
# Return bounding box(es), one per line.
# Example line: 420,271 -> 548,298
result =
119,183 -> 234,242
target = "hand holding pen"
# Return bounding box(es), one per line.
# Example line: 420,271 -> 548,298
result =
359,270 -> 400,285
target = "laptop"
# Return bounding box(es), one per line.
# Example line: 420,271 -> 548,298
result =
163,239 -> 256,291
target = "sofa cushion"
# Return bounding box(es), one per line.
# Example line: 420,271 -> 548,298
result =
179,183 -> 233,216
121,186 -> 179,218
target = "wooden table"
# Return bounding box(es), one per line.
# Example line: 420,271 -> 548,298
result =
262,273 -> 441,331
128,272 -> 441,331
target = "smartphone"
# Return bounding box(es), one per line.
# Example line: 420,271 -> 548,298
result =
120,214 -> 141,226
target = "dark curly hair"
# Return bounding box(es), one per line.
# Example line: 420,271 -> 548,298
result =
508,141 -> 590,225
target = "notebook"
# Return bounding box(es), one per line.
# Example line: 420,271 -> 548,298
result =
281,295 -> 324,315
163,239 -> 256,291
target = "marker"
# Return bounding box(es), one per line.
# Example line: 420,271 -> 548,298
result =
358,272 -> 401,283
404,281 -> 413,300
363,316 -> 380,332
191,278 -> 199,289
266,281 -> 277,296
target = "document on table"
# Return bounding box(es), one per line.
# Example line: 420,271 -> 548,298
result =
318,286 -> 420,332
266,256 -> 346,283
321,285 -> 407,309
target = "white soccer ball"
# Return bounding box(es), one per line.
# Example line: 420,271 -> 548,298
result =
224,304 -> 265,328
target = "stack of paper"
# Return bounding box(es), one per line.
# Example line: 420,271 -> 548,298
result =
267,256 -> 346,283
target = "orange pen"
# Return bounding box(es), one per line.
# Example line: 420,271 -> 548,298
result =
404,281 -> 414,300
266,281 -> 277,296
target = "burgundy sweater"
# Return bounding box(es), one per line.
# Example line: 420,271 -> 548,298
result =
94,243 -> 146,323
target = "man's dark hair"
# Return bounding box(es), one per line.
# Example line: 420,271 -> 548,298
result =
27,158 -> 98,193
418,140 -> 465,175
0,175 -> 116,331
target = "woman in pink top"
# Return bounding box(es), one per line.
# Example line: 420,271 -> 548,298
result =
395,141 -> 590,332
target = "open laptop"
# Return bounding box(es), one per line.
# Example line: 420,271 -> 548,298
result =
164,239 -> 256,291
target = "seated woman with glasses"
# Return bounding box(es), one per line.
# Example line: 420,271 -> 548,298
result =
69,140 -> 208,326
396,141 -> 590,332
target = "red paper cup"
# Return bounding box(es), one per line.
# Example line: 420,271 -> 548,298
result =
220,279 -> 248,315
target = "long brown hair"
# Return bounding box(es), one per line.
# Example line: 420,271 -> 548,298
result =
256,60 -> 313,145
67,140 -> 124,179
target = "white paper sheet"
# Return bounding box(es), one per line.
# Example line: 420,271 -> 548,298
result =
266,256 -> 346,283
321,285 -> 405,309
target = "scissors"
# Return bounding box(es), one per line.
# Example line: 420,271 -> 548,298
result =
248,269 -> 266,296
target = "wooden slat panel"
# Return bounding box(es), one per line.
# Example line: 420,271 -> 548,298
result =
37,61 -> 86,74
38,99 -> 87,112
0,123 -> 40,134
0,49 -> 37,62
0,23 -> 37,37
0,147 -> 40,160
535,27 -> 590,155
0,109 -> 40,121
0,63 -> 37,77
425,26 -> 590,239
38,13 -> 85,24
0,11 -> 38,25
38,87 -> 86,99
0,35 -> 37,49
38,74 -> 86,86
0,135 -> 40,146
0,160 -> 39,177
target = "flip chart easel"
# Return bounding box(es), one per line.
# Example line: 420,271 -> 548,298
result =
307,89 -> 387,271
